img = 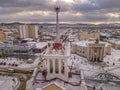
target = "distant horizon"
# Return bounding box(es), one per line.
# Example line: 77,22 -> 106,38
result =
1,21 -> 120,25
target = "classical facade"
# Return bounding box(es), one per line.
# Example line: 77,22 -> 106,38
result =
72,39 -> 111,62
42,42 -> 70,81
87,44 -> 105,62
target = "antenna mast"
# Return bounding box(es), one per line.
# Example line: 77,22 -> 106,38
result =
55,0 -> 61,42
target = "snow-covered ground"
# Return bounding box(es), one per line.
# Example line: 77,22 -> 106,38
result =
0,47 -> 120,90
68,48 -> 120,90
33,48 -> 120,90
0,76 -> 20,90
0,56 -> 41,70
68,48 -> 120,77
34,77 -> 81,90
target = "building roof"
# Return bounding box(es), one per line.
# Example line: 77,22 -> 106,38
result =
22,38 -> 34,42
36,42 -> 47,49
43,42 -> 70,56
72,40 -> 110,47
108,39 -> 120,45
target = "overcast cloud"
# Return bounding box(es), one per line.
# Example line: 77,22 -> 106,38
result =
0,0 -> 120,23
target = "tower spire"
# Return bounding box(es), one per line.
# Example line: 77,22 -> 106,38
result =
54,0 -> 61,42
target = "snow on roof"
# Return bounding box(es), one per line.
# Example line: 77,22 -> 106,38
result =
100,41 -> 111,47
17,43 -> 34,47
72,40 -> 110,47
44,42 -> 70,56
100,33 -> 111,37
23,38 -> 34,41
27,41 -> 36,44
100,33 -> 106,36
36,42 -> 47,49
108,39 -> 120,44
72,41 -> 89,47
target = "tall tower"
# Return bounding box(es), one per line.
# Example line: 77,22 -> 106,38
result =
42,0 -> 70,81
55,0 -> 60,42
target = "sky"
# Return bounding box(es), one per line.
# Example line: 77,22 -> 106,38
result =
0,0 -> 120,24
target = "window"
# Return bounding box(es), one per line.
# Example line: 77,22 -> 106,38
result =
55,59 -> 59,73
61,60 -> 64,74
94,48 -> 97,53
49,60 -> 53,73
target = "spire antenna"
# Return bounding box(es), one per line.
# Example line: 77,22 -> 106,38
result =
54,0 -> 61,42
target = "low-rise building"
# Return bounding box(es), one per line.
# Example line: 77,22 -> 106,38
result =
0,42 -> 35,57
34,42 -> 47,53
79,32 -> 100,40
0,29 -> 5,42
72,39 -> 111,62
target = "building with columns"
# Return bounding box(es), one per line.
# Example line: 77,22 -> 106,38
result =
42,42 -> 70,81
72,38 -> 111,62
88,43 -> 105,62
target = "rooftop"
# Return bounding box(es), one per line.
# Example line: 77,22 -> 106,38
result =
108,39 -> 120,44
36,42 -> 47,49
43,42 -> 70,56
72,39 -> 111,47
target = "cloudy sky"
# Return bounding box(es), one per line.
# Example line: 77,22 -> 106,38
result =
0,0 -> 120,24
